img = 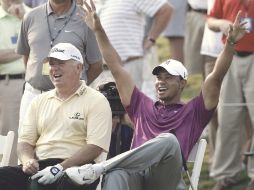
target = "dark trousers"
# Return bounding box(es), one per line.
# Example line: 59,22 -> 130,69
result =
0,159 -> 99,190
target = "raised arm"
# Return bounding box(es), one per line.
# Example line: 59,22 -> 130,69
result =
80,0 -> 135,107
202,11 -> 247,110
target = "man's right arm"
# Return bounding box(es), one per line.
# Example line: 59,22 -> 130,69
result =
82,1 -> 135,107
0,49 -> 22,64
207,17 -> 232,35
17,142 -> 39,175
23,55 -> 29,67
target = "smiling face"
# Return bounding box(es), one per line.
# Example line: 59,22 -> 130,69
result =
155,69 -> 186,105
49,58 -> 82,89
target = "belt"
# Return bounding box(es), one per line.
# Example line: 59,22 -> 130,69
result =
235,51 -> 253,57
0,73 -> 25,80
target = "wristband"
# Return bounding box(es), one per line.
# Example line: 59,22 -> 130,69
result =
227,37 -> 236,46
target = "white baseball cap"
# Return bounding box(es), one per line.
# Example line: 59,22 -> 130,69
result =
48,43 -> 83,64
152,59 -> 188,80
42,43 -> 83,75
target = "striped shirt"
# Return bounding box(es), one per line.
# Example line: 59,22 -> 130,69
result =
98,0 -> 167,61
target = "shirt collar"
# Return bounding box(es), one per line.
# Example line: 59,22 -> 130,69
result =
155,101 -> 184,108
48,80 -> 87,99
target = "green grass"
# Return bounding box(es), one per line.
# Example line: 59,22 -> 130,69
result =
156,36 -> 250,190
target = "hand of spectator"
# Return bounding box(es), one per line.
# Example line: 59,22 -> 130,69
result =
31,164 -> 64,185
79,0 -> 102,32
22,159 -> 39,175
227,11 -> 248,45
8,3 -> 25,20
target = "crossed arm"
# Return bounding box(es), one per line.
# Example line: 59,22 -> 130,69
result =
17,142 -> 102,175
0,49 -> 22,64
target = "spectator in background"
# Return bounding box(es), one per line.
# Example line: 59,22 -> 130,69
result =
90,0 -> 173,90
0,0 -> 29,165
162,0 -> 187,63
184,0 -> 207,78
208,0 -> 254,189
0,43 -> 112,190
17,0 -> 103,133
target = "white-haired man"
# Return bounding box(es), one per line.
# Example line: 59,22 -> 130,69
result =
0,43 -> 112,190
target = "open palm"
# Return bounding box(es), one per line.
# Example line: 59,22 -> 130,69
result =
79,0 -> 101,32
228,11 -> 248,43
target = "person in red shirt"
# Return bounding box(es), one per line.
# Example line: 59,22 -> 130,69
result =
208,0 -> 254,190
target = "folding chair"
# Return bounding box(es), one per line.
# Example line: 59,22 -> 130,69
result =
186,139 -> 207,190
0,131 -> 15,166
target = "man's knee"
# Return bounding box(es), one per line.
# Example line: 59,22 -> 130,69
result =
102,170 -> 141,190
157,133 -> 181,152
103,169 -> 129,183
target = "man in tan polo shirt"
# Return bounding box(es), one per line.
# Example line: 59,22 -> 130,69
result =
0,43 -> 112,190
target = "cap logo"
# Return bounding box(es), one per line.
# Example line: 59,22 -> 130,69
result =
51,48 -> 65,54
71,54 -> 80,61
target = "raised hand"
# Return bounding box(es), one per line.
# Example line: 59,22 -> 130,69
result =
79,0 -> 102,32
227,11 -> 248,45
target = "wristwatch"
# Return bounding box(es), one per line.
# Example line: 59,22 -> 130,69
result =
147,37 -> 156,44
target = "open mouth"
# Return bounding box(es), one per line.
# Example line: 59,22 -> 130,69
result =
53,74 -> 62,80
158,87 -> 167,93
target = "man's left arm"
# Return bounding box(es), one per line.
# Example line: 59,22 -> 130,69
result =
202,11 -> 247,110
0,49 -> 22,64
144,2 -> 173,50
60,144 -> 103,170
86,60 -> 103,85
85,26 -> 103,85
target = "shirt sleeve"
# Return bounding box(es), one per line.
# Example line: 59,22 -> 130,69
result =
86,95 -> 112,152
125,87 -> 153,124
191,92 -> 216,128
18,96 -> 39,145
16,13 -> 30,56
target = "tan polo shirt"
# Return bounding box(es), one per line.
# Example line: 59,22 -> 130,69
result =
18,81 -> 112,162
